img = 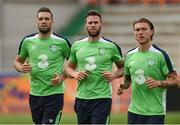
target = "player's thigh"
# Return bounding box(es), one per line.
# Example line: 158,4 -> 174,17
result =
128,111 -> 165,124
42,94 -> 64,124
128,111 -> 144,124
74,98 -> 91,124
145,115 -> 165,124
91,98 -> 112,124
29,94 -> 42,124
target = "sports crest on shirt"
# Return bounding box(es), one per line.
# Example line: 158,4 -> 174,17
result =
99,48 -> 106,55
31,46 -> 36,50
49,44 -> 57,52
147,58 -> 155,67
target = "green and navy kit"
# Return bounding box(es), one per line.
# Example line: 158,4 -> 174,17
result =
18,33 -> 71,96
69,37 -> 122,99
125,44 -> 175,115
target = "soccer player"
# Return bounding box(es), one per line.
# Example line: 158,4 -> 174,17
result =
65,10 -> 124,124
14,7 -> 71,124
117,17 -> 179,124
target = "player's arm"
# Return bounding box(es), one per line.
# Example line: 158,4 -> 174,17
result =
145,71 -> 180,89
64,60 -> 88,80
114,60 -> 124,78
117,74 -> 132,95
161,71 -> 180,88
102,60 -> 124,82
14,55 -> 31,73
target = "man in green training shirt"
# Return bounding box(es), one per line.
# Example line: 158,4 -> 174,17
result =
117,18 -> 179,124
14,7 -> 71,124
65,10 -> 124,124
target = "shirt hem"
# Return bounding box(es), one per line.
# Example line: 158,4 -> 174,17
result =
30,92 -> 64,96
128,110 -> 166,116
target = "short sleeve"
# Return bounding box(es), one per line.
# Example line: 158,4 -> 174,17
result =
124,55 -> 130,75
18,39 -> 28,59
62,39 -> 71,60
69,42 -> 77,64
111,43 -> 122,63
160,53 -> 175,75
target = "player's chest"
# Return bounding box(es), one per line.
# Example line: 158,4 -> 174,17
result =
128,53 -> 160,71
76,46 -> 112,62
27,42 -> 63,58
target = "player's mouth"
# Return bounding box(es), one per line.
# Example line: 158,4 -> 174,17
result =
90,29 -> 96,31
138,36 -> 144,39
41,24 -> 47,27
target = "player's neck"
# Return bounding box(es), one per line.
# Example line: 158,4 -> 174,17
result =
88,35 -> 101,42
38,32 -> 51,39
139,41 -> 152,51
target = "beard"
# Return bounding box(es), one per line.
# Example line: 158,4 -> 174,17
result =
137,38 -> 150,45
39,27 -> 51,34
87,28 -> 101,37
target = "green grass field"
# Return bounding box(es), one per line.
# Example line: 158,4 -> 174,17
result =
0,112 -> 180,124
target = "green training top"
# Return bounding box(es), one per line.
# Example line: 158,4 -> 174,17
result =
69,37 -> 122,99
125,44 -> 175,115
18,33 -> 71,96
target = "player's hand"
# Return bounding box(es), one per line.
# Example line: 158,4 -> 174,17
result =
145,77 -> 161,89
102,71 -> 115,82
117,84 -> 124,95
51,74 -> 66,86
74,71 -> 88,80
21,61 -> 32,73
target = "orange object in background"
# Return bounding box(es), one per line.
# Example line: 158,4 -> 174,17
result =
0,74 -> 30,114
0,74 -> 131,114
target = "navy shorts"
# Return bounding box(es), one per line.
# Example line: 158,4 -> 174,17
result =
29,94 -> 64,124
128,111 -> 165,124
74,98 -> 112,124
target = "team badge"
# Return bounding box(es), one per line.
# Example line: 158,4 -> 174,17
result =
49,44 -> 57,52
32,46 -> 36,50
99,48 -> 106,55
79,48 -> 84,52
147,58 -> 155,66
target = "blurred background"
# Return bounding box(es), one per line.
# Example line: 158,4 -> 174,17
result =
0,0 -> 180,124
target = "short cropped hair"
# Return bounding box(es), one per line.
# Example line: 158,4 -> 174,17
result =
37,7 -> 53,20
85,10 -> 102,22
133,18 -> 154,40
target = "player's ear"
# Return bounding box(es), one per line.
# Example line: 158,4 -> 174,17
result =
52,20 -> 54,24
101,22 -> 104,29
85,24 -> 87,32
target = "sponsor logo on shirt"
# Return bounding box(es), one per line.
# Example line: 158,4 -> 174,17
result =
135,69 -> 145,85
37,54 -> 49,69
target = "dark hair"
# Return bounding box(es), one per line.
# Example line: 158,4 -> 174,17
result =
85,10 -> 102,22
37,7 -> 53,20
133,18 -> 154,40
